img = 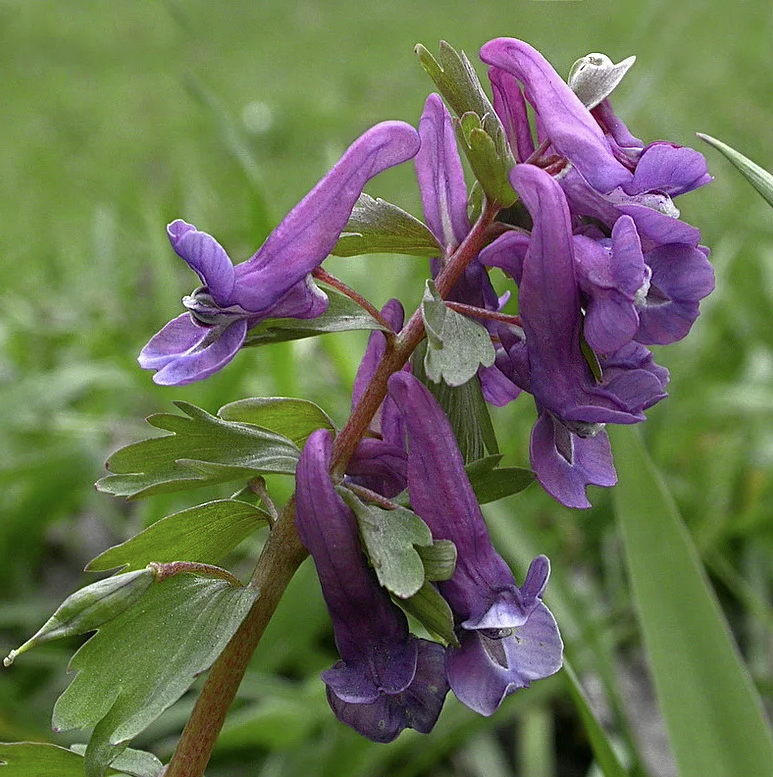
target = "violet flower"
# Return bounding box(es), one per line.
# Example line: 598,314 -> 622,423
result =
387,372 -> 563,716
139,121 -> 421,386
295,428 -> 448,742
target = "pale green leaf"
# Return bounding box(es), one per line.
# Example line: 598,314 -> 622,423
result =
87,500 -> 270,572
218,397 -> 336,447
52,574 -> 259,777
70,745 -> 163,777
332,193 -> 441,258
96,402 -> 300,500
0,743 -> 160,777
397,581 -> 458,647
611,426 -> 773,777
465,455 -> 534,503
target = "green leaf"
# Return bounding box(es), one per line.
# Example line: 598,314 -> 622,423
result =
415,41 -> 495,122
87,500 -> 270,572
338,488 -> 433,599
52,574 -> 259,777
242,284 -> 387,347
465,455 -> 534,504
397,581 -> 458,647
413,339 -> 499,463
331,193 -> 441,257
422,280 -> 496,387
4,570 -> 154,666
698,133 -> 773,208
611,426 -> 773,777
96,402 -> 300,500
0,743 -> 161,777
70,746 -> 163,777
563,661 -> 631,777
218,397 -> 336,447
416,540 -> 457,582
455,112 -> 516,207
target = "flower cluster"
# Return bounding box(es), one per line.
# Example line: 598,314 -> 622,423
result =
138,36 -> 713,742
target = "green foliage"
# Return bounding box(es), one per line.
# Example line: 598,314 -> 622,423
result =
87,500 -> 270,572
217,397 -> 336,446
396,581 -> 458,647
698,133 -> 773,208
612,426 -> 773,777
4,571 -> 154,666
52,574 -> 259,777
96,402 -> 300,500
242,285 -> 388,347
332,193 -> 442,257
0,743 -> 161,777
464,455 -> 535,503
421,280 -> 496,387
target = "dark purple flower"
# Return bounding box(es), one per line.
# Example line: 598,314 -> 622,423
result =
295,428 -> 448,742
139,121 -> 421,385
387,372 -> 563,715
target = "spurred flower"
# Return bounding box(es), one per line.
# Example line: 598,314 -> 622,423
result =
387,372 -> 563,715
139,121 -> 421,386
295,428 -> 448,742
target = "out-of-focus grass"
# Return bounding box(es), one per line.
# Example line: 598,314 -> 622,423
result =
1,1 -> 772,774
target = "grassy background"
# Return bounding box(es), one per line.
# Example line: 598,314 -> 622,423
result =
1,1 -> 772,775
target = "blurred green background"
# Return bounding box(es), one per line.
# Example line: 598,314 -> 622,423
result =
1,1 -> 772,775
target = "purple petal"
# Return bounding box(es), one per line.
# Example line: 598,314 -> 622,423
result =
416,94 -> 470,250
480,38 -> 632,193
478,230 -> 530,286
479,360 -> 521,407
530,410 -> 617,509
138,314 -> 247,386
446,602 -> 563,716
259,275 -> 329,320
625,142 -> 713,197
591,99 -> 644,154
166,220 -> 236,306
346,437 -> 408,499
326,639 -> 448,742
489,66 -> 535,163
295,429 -> 409,658
233,121 -> 421,312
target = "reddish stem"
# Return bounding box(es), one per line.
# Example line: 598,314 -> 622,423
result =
444,300 -> 522,327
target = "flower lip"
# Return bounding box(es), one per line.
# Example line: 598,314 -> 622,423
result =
182,288 -> 251,326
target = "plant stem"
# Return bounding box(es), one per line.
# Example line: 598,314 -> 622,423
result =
444,300 -> 521,327
162,200 -> 499,777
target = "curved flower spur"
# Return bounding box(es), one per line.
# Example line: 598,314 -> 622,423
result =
139,121 -> 421,386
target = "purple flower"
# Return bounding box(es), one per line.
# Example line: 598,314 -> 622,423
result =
387,372 -> 563,715
139,121 -> 421,386
295,428 -> 448,742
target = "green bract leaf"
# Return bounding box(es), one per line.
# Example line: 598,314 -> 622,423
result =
4,570 -> 154,666
218,397 -> 336,447
96,402 -> 300,500
568,52 -> 636,110
87,500 -> 270,572
415,41 -> 495,122
698,133 -> 773,208
0,742 -> 158,777
455,112 -> 516,207
413,339 -> 499,463
242,284 -> 387,347
52,574 -> 259,777
416,540 -> 457,582
338,489 -> 433,599
331,193 -> 442,257
398,581 -> 459,647
421,279 -> 496,388
465,455 -> 534,503
611,426 -> 773,777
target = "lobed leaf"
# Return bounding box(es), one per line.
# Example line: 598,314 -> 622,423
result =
218,397 -> 336,447
96,402 -> 300,500
331,193 -> 441,257
242,284 -> 387,347
87,500 -> 270,572
611,426 -> 773,777
421,280 -> 496,388
52,574 -> 259,777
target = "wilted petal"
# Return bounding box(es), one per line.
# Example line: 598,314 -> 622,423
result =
416,94 -> 470,250
166,220 -> 236,306
530,410 -> 617,509
139,314 -> 247,386
489,66 -> 535,163
480,38 -> 632,193
234,121 -> 421,312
